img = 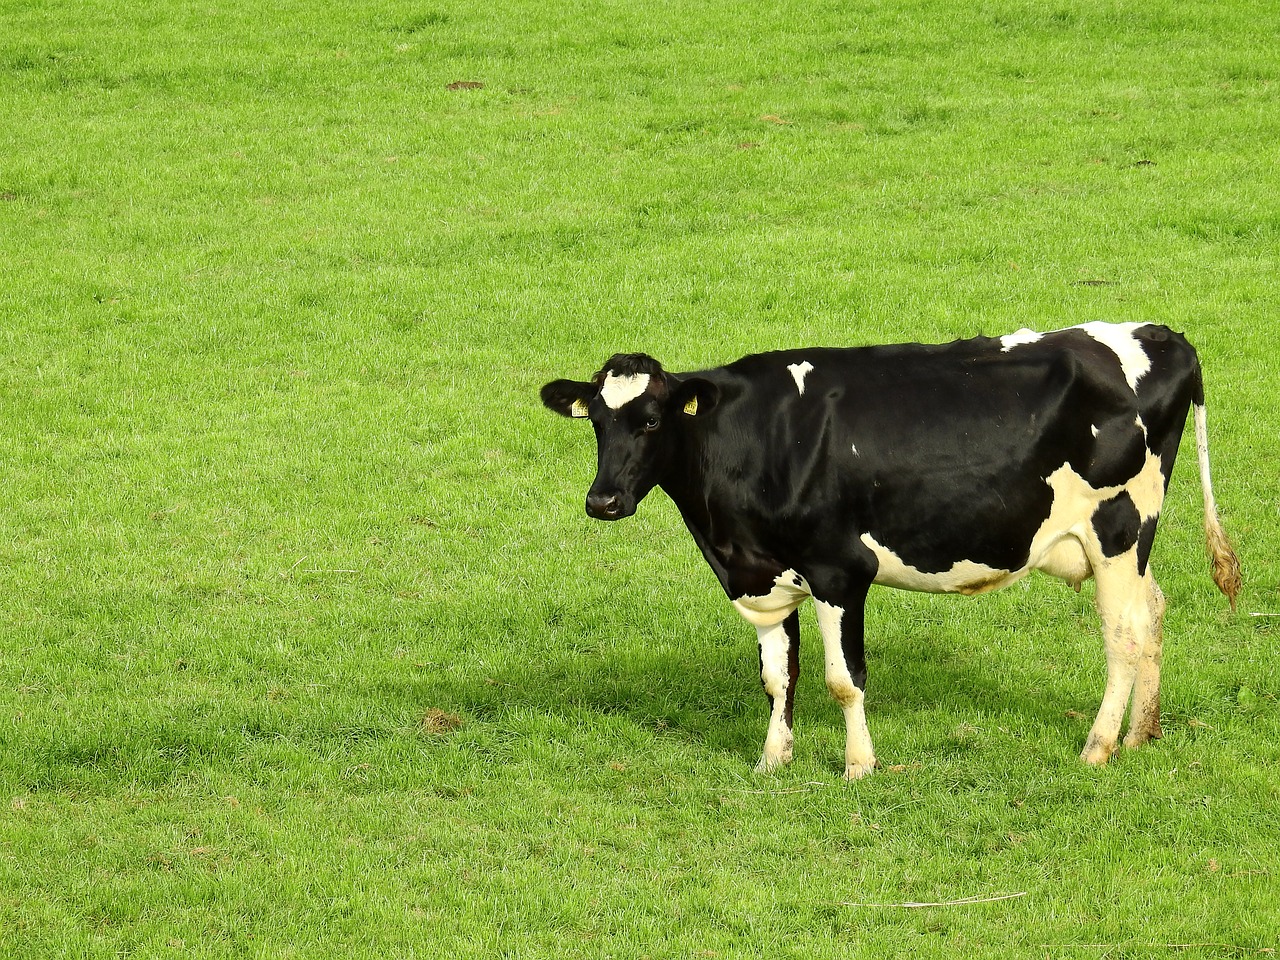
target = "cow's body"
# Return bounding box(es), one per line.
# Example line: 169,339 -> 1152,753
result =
542,322 -> 1240,778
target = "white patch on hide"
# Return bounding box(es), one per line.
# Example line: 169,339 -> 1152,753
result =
600,372 -> 650,409
1000,328 -> 1043,351
1074,321 -> 1151,393
732,569 -> 811,628
1091,424 -> 1100,438
859,534 -> 1019,595
1126,450 -> 1166,521
787,361 -> 815,395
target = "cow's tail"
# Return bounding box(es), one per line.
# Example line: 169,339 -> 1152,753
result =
1192,369 -> 1242,610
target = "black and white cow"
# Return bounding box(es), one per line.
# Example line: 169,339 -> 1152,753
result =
541,322 -> 1241,778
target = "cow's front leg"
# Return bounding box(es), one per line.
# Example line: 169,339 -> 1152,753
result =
754,611 -> 800,773
813,584 -> 875,780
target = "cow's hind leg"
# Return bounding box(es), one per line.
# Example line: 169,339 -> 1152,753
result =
754,611 -> 800,773
811,581 -> 875,780
1124,577 -> 1165,749
1082,558 -> 1157,766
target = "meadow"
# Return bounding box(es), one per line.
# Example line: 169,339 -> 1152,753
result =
1,0 -> 1278,955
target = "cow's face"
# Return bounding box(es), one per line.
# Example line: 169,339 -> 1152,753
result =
542,354 -> 716,521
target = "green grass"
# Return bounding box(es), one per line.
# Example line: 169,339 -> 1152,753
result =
2,0 -> 1278,955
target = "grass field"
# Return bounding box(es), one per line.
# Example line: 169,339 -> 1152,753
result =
2,0 -> 1278,955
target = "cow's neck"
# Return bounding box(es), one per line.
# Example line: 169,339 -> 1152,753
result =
659,435 -> 766,596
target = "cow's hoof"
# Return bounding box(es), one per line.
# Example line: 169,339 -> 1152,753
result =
1123,722 -> 1163,750
1080,738 -> 1116,766
754,748 -> 793,775
843,759 -> 877,781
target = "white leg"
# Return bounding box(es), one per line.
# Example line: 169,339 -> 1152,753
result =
1082,558 -> 1153,765
1124,576 -> 1165,749
754,619 -> 794,773
814,600 -> 876,779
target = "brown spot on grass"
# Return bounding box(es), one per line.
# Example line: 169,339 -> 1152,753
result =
422,708 -> 463,735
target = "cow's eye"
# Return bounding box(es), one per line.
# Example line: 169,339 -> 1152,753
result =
644,416 -> 660,431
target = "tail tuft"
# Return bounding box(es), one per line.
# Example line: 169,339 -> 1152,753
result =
1205,517 -> 1242,612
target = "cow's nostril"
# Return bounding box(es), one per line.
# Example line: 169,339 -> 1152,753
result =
586,493 -> 624,519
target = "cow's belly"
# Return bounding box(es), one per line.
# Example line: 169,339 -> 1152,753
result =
861,532 -> 1093,595
861,463 -> 1106,596
860,533 -> 1029,595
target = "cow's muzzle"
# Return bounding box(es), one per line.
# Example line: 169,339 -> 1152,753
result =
586,491 -> 630,521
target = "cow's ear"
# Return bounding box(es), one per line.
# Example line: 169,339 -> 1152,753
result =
673,378 -> 719,418
541,379 -> 595,418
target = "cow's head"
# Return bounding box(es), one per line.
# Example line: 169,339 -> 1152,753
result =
542,353 -> 718,520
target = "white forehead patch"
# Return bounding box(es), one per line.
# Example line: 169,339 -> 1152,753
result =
600,372 -> 651,409
1000,328 -> 1042,351
1074,321 -> 1150,393
787,361 -> 815,395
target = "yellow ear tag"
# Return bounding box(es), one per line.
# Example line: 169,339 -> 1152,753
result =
683,396 -> 698,416
570,399 -> 589,418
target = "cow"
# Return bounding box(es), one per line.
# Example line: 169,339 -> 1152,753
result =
541,322 -> 1241,779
